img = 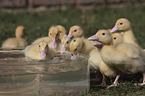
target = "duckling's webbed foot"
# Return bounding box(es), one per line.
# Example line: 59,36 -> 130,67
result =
134,72 -> 145,86
107,82 -> 119,88
107,75 -> 120,88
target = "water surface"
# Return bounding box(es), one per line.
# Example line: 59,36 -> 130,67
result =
0,50 -> 89,96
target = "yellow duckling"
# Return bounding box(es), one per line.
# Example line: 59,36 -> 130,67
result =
68,25 -> 84,38
70,38 -> 117,87
88,29 -> 145,87
32,25 -> 66,45
25,41 -> 56,60
67,25 -> 100,48
33,26 -> 61,51
2,26 -> 27,49
60,36 -> 71,54
110,18 -> 141,48
56,25 -> 67,40
111,33 -> 123,47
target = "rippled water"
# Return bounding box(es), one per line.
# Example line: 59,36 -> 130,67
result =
0,50 -> 89,96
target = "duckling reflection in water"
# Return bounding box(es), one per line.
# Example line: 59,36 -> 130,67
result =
2,26 -> 27,49
25,41 -> 57,60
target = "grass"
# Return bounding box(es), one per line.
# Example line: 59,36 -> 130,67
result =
0,3 -> 145,96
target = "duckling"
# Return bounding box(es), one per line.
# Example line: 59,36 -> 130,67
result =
111,33 -> 123,47
110,18 -> 141,48
67,25 -> 101,48
60,36 -> 71,54
56,25 -> 67,40
70,38 -> 117,87
88,29 -> 145,87
33,26 -> 61,51
68,25 -> 84,38
2,26 -> 27,49
25,41 -> 56,60
48,26 -> 61,50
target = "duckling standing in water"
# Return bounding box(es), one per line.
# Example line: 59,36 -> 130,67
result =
88,29 -> 145,88
70,38 -> 117,87
2,26 -> 27,49
33,26 -> 63,51
25,41 -> 56,60
32,25 -> 66,46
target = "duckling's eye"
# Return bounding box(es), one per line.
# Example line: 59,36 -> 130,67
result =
74,48 -> 77,51
74,30 -> 77,32
39,45 -> 41,47
66,41 -> 69,44
46,44 -> 48,48
113,37 -> 117,40
74,40 -> 76,42
120,23 -> 123,25
50,33 -> 51,35
59,31 -> 62,33
102,33 -> 105,35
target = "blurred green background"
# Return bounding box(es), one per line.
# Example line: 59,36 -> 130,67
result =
0,2 -> 145,48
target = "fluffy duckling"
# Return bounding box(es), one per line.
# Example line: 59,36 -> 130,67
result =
47,26 -> 60,49
32,25 -> 66,45
2,26 -> 27,49
60,36 -> 71,54
68,25 -> 84,38
70,38 -> 117,87
88,29 -> 145,87
67,25 -> 101,48
110,18 -> 141,48
111,33 -> 123,47
25,41 -> 56,60
33,26 -> 61,50
56,25 -> 67,40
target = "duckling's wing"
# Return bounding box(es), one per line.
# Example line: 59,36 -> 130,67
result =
117,43 -> 140,59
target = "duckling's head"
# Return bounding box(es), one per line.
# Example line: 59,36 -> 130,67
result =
69,38 -> 83,60
56,25 -> 66,40
60,36 -> 71,54
68,25 -> 84,38
88,30 -> 112,45
110,18 -> 131,32
15,26 -> 25,38
112,33 -> 123,47
48,26 -> 59,48
38,41 -> 49,59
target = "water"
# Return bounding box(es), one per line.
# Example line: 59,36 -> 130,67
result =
0,50 -> 89,96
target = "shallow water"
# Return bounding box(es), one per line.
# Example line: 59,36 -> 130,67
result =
0,50 -> 89,96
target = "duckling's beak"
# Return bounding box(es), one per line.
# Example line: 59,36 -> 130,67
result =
94,42 -> 102,46
60,45 -> 66,54
51,39 -> 57,48
62,34 -> 67,38
88,34 -> 99,41
68,33 -> 73,38
40,49 -> 46,59
110,25 -> 119,33
71,54 -> 77,60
